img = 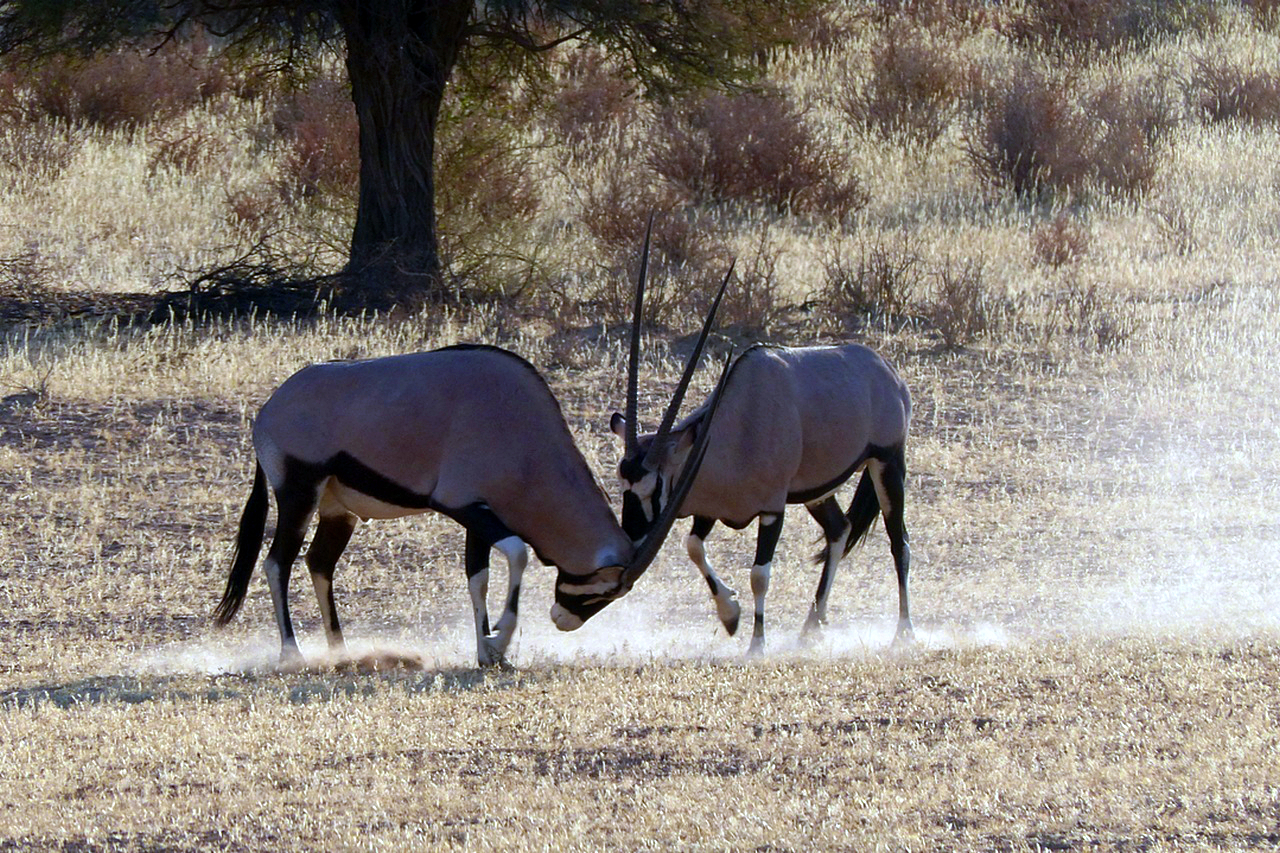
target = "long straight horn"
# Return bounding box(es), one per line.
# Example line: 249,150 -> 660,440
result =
624,349 -> 735,584
643,259 -> 735,472
624,214 -> 655,457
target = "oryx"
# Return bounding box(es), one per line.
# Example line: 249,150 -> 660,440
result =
213,272 -> 731,669
611,338 -> 912,654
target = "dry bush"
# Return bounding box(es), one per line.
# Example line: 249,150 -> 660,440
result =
1005,0 -> 1217,52
224,188 -> 285,241
147,126 -> 226,176
1147,199 -> 1198,257
967,66 -> 1162,199
4,36 -> 231,132
928,256 -> 991,348
718,225 -> 783,335
0,121 -> 77,182
0,246 -> 52,299
548,48 -> 639,157
842,21 -> 973,150
435,74 -> 542,294
1042,277 -> 1135,350
649,91 -> 868,222
581,188 -> 732,329
271,77 -> 360,204
822,238 -> 923,328
1032,212 -> 1091,270
872,0 -> 998,31
1187,55 -> 1280,125
1246,0 -> 1280,29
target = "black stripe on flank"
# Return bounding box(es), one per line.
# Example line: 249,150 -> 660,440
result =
294,451 -> 556,567
319,451 -> 437,510
786,444 -> 901,505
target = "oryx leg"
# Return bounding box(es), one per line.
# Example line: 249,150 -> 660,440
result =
748,513 -> 784,656
871,454 -> 913,644
489,535 -> 528,658
458,504 -> 523,668
802,496 -> 851,639
305,509 -> 357,654
685,515 -> 741,635
264,477 -> 322,665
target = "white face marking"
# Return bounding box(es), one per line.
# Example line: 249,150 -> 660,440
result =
556,579 -> 620,597
550,603 -> 584,631
627,470 -> 658,501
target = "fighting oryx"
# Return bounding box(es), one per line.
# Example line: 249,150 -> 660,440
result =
611,337 -> 912,654
213,267 -> 732,669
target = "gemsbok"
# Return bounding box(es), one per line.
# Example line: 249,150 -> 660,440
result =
611,338 -> 913,654
213,253 -> 732,668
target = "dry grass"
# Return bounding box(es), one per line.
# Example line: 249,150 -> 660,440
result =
4,4 -> 1280,850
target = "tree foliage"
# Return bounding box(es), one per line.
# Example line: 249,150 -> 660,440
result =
0,0 -> 788,308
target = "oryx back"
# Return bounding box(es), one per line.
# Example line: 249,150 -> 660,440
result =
677,344 -> 910,525
253,345 -> 624,575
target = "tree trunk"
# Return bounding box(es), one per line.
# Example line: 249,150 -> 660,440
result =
337,1 -> 472,307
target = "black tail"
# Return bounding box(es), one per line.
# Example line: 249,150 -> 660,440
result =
841,444 -> 907,558
841,468 -> 882,558
213,462 -> 269,626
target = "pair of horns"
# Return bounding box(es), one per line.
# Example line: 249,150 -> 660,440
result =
622,215 -> 735,583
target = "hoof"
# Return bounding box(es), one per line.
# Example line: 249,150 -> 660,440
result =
798,626 -> 823,648
746,637 -> 765,658
477,638 -> 510,669
720,599 -> 742,637
891,622 -> 916,649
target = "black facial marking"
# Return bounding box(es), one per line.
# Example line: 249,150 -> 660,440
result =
621,491 -> 650,541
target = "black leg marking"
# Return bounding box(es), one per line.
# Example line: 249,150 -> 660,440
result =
457,503 -> 521,667
748,513 -> 783,656
306,514 -> 357,650
803,497 -> 848,635
753,513 -> 784,568
875,451 -> 913,643
685,515 -> 739,636
265,461 -> 325,660
466,527 -> 493,636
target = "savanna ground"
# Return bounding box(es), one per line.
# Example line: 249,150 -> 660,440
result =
3,2 -> 1280,849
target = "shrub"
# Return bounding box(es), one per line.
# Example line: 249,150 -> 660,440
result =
5,35 -> 231,131
965,67 -> 1091,198
822,238 -> 923,328
929,256 -> 991,348
842,22 -> 971,149
1043,277 -> 1134,350
435,70 -> 542,293
1006,0 -> 1217,52
650,90 -> 868,222
549,48 -> 639,157
148,126 -> 225,175
272,77 -> 360,204
966,66 -> 1162,199
1032,212 -> 1091,270
1188,55 -> 1280,125
583,202 -> 733,330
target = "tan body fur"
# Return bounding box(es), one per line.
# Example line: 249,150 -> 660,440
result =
677,344 -> 911,527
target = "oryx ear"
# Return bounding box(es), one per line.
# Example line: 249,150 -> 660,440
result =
610,412 -> 627,440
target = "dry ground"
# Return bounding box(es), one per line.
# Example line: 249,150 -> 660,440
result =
1,290 -> 1278,850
